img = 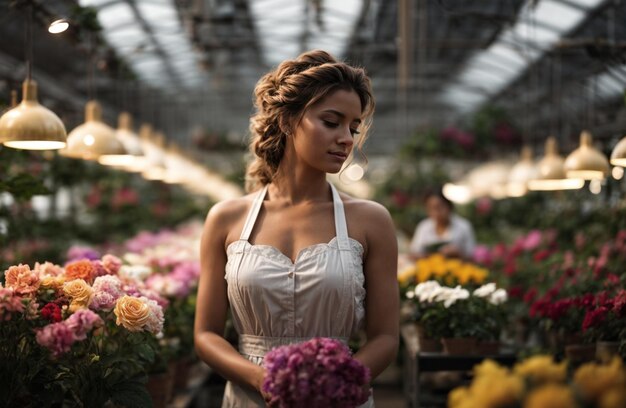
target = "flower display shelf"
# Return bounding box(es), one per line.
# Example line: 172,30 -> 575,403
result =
401,325 -> 516,407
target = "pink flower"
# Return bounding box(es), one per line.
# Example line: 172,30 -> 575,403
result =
262,338 -> 370,407
65,309 -> 103,340
33,262 -> 63,277
90,260 -> 108,278
102,254 -> 122,275
4,264 -> 40,297
476,197 -> 492,216
36,322 -> 76,357
472,245 -> 492,266
90,275 -> 124,310
90,292 -> 116,311
141,297 -> 164,335
0,287 -> 25,320
523,230 -> 542,251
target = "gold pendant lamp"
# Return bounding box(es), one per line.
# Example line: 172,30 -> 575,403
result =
507,146 -> 538,197
610,135 -> 626,167
98,112 -> 146,168
564,130 -> 609,180
0,6 -> 67,150
0,80 -> 67,150
60,100 -> 125,160
528,137 -> 584,191
142,130 -> 167,181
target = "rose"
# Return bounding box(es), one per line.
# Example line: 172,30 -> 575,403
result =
63,279 -> 94,312
65,260 -> 96,284
114,295 -> 150,332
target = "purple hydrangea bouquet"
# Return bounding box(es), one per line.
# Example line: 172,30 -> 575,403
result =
262,337 -> 371,408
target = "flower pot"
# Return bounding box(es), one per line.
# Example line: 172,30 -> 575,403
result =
564,344 -> 596,363
173,357 -> 193,391
442,338 -> 476,356
415,324 -> 442,352
146,370 -> 174,408
475,341 -> 500,356
596,341 -> 620,363
418,337 -> 442,353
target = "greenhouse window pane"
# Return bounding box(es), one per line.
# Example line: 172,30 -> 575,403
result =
531,1 -> 585,31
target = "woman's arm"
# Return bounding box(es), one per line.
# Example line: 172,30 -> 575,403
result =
353,201 -> 399,379
194,201 -> 265,392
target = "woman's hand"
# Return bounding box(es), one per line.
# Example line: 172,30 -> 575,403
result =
253,366 -> 274,406
440,244 -> 461,258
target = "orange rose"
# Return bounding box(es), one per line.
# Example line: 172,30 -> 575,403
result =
65,260 -> 95,284
63,279 -> 93,310
114,296 -> 150,332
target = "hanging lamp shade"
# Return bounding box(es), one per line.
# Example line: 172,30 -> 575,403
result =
61,100 -> 125,160
610,135 -> 626,167
142,130 -> 167,181
528,137 -> 584,191
564,130 -> 609,180
507,146 -> 538,197
99,112 -> 146,167
0,79 -> 66,150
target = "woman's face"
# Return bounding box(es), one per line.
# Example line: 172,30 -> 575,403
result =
426,195 -> 451,225
291,88 -> 362,174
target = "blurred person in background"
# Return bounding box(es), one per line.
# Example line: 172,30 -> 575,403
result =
409,188 -> 475,260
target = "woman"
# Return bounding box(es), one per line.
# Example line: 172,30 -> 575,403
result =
409,188 -> 476,260
194,50 -> 399,407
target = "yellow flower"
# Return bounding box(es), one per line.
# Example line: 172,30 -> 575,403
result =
63,279 -> 93,309
514,355 -> 567,384
470,373 -> 524,407
40,276 -> 66,292
524,384 -> 576,408
448,386 -> 470,408
398,266 -> 416,285
474,359 -> 510,378
114,295 -> 150,332
574,357 -> 626,403
599,388 -> 626,408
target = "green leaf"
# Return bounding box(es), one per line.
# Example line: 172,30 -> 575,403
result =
109,376 -> 152,408
135,343 -> 156,364
4,173 -> 49,201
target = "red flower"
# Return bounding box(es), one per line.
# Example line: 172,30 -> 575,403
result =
533,249 -> 553,262
523,288 -> 538,304
508,286 -> 523,299
40,302 -> 62,322
582,307 -> 608,331
613,290 -> 626,317
504,261 -> 517,276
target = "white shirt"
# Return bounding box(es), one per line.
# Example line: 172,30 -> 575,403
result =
409,214 -> 476,258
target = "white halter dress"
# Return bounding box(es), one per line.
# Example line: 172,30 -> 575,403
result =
221,183 -> 373,407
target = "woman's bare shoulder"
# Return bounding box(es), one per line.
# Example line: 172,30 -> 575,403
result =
203,193 -> 257,236
339,192 -> 392,223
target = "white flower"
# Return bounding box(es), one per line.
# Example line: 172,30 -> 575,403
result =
414,281 -> 443,303
489,288 -> 508,305
435,285 -> 470,308
119,265 -> 152,281
473,283 -> 496,298
123,253 -> 148,266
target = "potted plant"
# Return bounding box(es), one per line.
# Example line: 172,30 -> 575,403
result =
416,281 -> 508,355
